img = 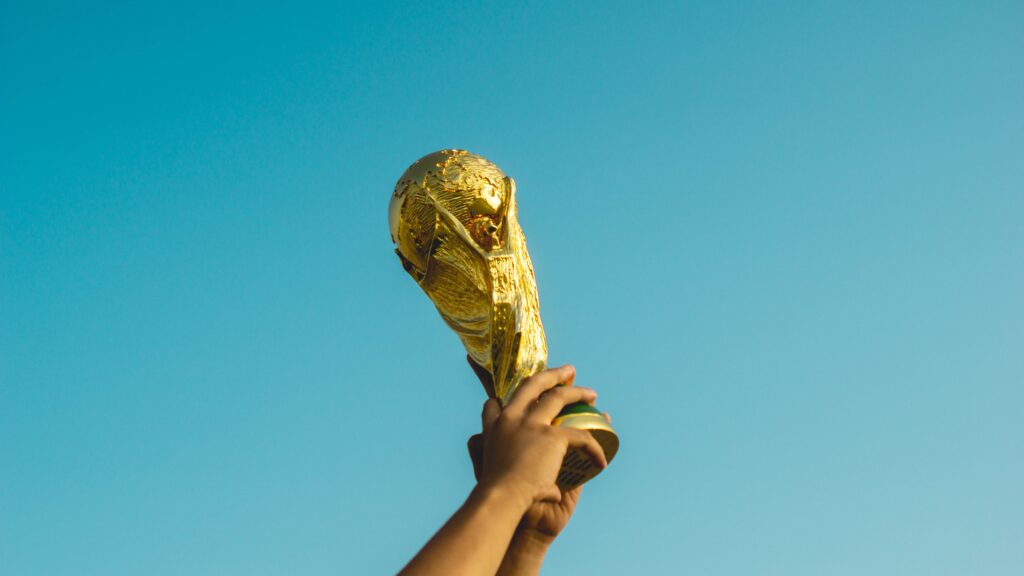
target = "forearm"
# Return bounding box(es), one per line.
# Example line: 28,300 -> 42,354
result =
399,482 -> 530,576
497,530 -> 553,576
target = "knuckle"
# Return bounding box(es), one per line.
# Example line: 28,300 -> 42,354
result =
545,388 -> 570,401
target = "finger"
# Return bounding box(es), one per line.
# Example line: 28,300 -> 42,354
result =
467,434 -> 484,480
561,365 -> 577,387
563,428 -> 609,469
467,355 -> 496,399
530,386 -> 597,423
481,398 -> 500,435
505,365 -> 575,415
538,484 -> 562,504
603,412 -> 612,424
562,485 -> 583,505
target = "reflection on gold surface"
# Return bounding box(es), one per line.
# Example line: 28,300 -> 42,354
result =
389,149 -> 618,488
389,149 -> 545,404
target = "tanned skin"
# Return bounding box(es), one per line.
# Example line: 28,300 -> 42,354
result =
398,361 -> 608,576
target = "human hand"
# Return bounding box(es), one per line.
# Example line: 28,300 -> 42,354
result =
466,359 -> 608,507
469,429 -> 584,544
467,357 -> 606,511
511,411 -> 611,544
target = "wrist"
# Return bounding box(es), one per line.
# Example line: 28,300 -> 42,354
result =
473,477 -> 534,517
498,527 -> 551,576
509,527 -> 554,558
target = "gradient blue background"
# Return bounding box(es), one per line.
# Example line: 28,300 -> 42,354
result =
3,1 -> 1022,574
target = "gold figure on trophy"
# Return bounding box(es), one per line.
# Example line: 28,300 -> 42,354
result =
388,149 -> 618,488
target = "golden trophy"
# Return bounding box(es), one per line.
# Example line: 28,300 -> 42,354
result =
388,149 -> 619,489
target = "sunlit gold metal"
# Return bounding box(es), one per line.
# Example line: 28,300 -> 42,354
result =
389,149 -> 618,488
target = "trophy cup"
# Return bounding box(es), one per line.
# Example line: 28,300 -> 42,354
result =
388,149 -> 618,489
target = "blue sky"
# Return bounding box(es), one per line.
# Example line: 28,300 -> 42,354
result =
2,1 -> 1022,574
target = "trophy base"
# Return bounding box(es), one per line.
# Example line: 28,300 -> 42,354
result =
552,402 -> 619,490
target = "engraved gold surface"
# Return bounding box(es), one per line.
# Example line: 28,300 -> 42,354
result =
389,150 -> 545,404
389,149 -> 618,488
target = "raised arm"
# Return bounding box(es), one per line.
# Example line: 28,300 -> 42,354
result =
467,359 -> 609,575
398,364 -> 607,576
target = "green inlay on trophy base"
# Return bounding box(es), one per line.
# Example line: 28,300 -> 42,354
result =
552,401 -> 619,490
557,401 -> 603,417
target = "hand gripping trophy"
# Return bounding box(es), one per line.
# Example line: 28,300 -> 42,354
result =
388,149 -> 618,488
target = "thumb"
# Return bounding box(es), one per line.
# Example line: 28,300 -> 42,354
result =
538,484 -> 563,504
467,434 -> 484,480
481,398 -> 501,434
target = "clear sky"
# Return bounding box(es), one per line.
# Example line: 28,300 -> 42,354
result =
2,1 -> 1022,574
